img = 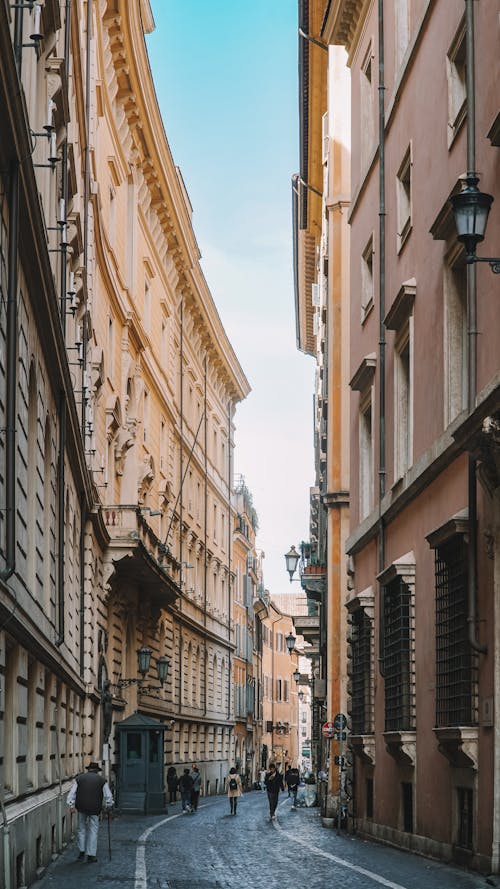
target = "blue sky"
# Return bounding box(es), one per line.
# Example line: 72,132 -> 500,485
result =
146,0 -> 314,597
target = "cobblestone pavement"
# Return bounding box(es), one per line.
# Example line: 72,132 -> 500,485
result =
32,790 -> 489,889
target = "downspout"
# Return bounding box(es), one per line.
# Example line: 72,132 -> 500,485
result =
56,393 -> 66,645
79,490 -> 85,677
1,162 -> 19,584
0,156 -> 19,889
203,357 -> 208,717
178,296 -> 184,717
464,0 -> 486,655
377,0 -> 387,670
59,0 -> 72,329
227,403 -> 232,723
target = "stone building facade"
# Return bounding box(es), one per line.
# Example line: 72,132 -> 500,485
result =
262,600 -> 300,772
0,2 -> 248,887
317,0 -> 500,873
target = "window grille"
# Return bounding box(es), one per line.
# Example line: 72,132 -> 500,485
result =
435,536 -> 476,726
384,577 -> 413,731
351,608 -> 372,734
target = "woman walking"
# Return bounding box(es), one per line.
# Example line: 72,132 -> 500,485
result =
227,767 -> 242,815
264,762 -> 284,820
166,766 -> 178,804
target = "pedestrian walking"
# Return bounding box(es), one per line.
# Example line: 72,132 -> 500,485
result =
190,765 -> 202,812
227,767 -> 242,815
264,762 -> 283,820
167,765 -> 178,803
178,768 -> 194,813
67,761 -> 114,863
259,767 -> 266,790
285,764 -> 300,809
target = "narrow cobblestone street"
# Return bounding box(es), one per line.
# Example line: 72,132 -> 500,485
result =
32,791 -> 488,889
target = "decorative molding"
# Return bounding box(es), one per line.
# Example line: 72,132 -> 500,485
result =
350,353 -> 376,392
434,726 -> 478,769
384,279 -> 416,331
350,734 -> 375,765
426,509 -> 469,549
383,731 -> 417,767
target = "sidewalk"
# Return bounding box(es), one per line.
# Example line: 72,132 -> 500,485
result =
31,800 -> 185,889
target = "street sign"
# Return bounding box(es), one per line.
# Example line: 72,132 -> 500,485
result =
334,755 -> 345,767
333,713 -> 347,731
333,731 -> 347,741
322,721 -> 336,738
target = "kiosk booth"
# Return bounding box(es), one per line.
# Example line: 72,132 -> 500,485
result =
115,712 -> 166,813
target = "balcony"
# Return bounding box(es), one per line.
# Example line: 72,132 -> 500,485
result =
102,506 -> 181,608
293,613 -> 320,647
300,564 -> 326,602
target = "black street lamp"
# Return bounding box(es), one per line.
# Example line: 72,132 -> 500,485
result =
293,668 -> 300,683
285,545 -> 300,581
298,690 -> 304,703
285,631 -> 296,654
450,174 -> 500,273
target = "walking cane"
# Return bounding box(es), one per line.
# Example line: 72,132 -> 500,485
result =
107,809 -> 112,861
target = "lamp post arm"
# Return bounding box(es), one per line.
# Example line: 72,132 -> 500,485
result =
466,255 -> 500,273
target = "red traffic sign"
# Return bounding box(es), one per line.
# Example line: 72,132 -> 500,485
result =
322,721 -> 336,738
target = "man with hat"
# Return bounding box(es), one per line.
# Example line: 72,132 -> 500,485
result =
67,761 -> 114,862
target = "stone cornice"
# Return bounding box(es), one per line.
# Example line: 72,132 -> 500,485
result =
100,2 -> 250,405
322,0 -> 372,59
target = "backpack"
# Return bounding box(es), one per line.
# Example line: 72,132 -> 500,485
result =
229,777 -> 238,791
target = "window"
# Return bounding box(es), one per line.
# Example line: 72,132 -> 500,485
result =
361,235 -> 374,320
143,390 -> 149,443
395,0 -> 410,71
457,787 -> 473,849
396,146 -> 412,252
144,277 -> 151,333
384,578 -> 413,731
109,186 -> 116,246
380,556 -> 415,732
447,21 -> 466,146
350,608 -> 373,734
161,315 -> 168,368
402,782 -> 413,833
360,45 -> 375,169
394,329 -> 412,479
359,394 -> 374,520
434,534 -> 475,726
444,264 -> 467,425
213,504 -> 217,543
160,419 -> 166,471
283,680 -> 289,702
276,679 -> 282,702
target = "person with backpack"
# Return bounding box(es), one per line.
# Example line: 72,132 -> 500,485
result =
264,762 -> 284,820
178,768 -> 194,813
227,766 -> 242,815
190,765 -> 202,812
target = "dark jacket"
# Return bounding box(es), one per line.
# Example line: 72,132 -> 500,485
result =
265,770 -> 284,795
166,769 -> 178,790
178,773 -> 194,793
285,768 -> 300,788
75,772 -> 107,815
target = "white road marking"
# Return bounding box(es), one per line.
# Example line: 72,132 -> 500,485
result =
134,812 -> 182,889
273,802 -> 410,889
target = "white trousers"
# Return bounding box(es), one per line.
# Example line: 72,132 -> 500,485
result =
77,812 -> 99,857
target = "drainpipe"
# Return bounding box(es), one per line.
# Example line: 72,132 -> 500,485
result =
464,0 -> 486,656
59,0 -> 72,329
1,163 -> 19,586
79,490 -> 86,677
377,0 -> 387,670
203,357 -> 208,717
227,402 -> 232,723
56,393 -> 66,645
